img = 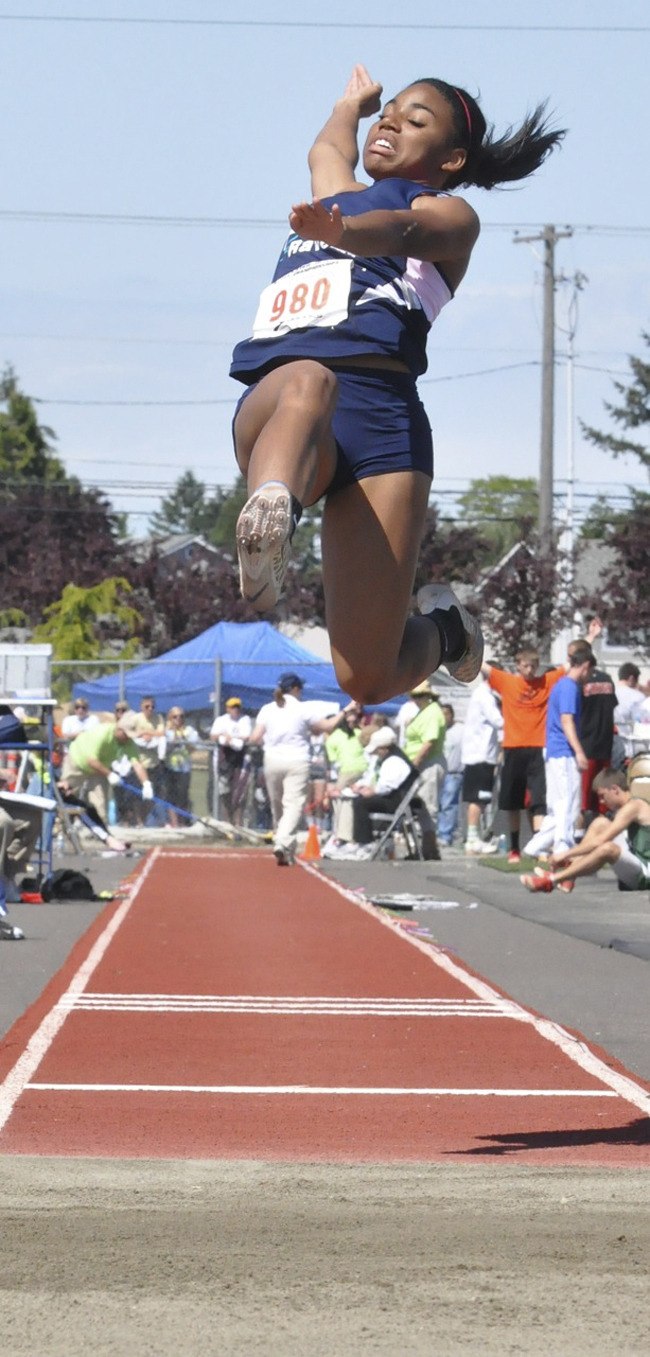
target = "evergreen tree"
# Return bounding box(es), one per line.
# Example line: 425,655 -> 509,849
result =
0,365 -> 67,484
582,332 -> 650,472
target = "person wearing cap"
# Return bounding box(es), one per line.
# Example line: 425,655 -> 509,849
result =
402,680 -> 447,834
60,713 -> 154,825
249,674 -> 346,865
346,725 -> 437,855
209,698 -> 253,824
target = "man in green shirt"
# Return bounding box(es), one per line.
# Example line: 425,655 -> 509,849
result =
61,712 -> 152,824
403,680 -> 447,832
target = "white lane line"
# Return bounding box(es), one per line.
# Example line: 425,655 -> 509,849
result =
58,993 -> 512,1017
0,849 -> 160,1136
300,862 -> 650,1116
26,1083 -> 620,1097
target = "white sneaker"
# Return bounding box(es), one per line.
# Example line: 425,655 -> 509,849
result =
236,481 -> 301,611
417,583 -> 484,683
464,839 -> 482,855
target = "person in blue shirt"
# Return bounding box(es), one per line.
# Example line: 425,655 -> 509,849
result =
524,643 -> 594,861
230,64 -> 564,705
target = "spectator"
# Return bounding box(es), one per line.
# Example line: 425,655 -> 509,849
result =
344,726 -> 419,851
576,653 -> 617,825
460,676 -> 503,855
614,663 -> 648,759
209,697 -> 253,824
0,767 -> 51,898
325,726 -> 438,859
61,698 -> 99,742
123,696 -> 166,825
483,648 -> 565,864
437,703 -> 464,846
402,680 -> 447,837
523,643 -> 593,861
161,707 -> 199,827
521,767 -> 650,894
61,712 -> 153,826
248,673 -> 343,866
325,701 -> 368,791
395,694 -> 419,750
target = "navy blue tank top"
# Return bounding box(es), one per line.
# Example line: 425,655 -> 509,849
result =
230,179 -> 453,382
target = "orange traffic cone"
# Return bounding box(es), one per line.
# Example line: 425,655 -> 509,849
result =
300,823 -> 321,861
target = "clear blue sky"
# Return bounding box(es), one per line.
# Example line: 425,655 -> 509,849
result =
2,0 -> 648,534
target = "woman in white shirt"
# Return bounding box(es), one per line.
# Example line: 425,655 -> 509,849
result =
249,672 -> 343,865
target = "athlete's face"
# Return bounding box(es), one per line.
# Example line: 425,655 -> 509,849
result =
362,82 -> 467,185
599,786 -> 625,812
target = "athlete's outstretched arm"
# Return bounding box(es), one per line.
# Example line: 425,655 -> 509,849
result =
289,194 -> 479,265
308,64 -> 382,198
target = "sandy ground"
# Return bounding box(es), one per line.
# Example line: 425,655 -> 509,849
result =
0,1160 -> 648,1356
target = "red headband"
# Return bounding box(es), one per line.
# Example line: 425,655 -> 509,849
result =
453,88 -> 473,141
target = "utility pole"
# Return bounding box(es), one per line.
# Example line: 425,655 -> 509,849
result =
514,225 -> 572,555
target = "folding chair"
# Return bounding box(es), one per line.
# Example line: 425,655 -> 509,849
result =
368,774 -> 425,861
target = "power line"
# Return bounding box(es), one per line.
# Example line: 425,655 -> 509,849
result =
1,208 -> 649,236
0,15 -> 647,32
30,362 -> 541,407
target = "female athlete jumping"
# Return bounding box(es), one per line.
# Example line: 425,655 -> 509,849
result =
230,66 -> 564,704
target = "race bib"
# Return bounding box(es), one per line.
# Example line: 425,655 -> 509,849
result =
251,258 -> 352,339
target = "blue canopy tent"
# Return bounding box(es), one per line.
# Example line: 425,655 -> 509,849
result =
73,621 -> 403,716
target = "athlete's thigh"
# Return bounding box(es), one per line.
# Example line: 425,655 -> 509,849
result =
233,361 -> 338,469
321,469 -> 431,670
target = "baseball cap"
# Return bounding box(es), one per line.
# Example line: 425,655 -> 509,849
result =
278,672 -> 304,692
225,697 -> 242,708
366,727 -> 398,755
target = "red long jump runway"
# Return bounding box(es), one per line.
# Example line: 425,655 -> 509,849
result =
1,848 -> 649,1165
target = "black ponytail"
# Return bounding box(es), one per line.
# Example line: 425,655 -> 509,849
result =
417,78 -> 566,191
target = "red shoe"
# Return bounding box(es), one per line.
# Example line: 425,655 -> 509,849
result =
520,871 -> 554,893
507,850 -> 521,865
534,865 -> 574,894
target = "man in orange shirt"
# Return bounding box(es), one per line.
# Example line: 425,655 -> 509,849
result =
483,648 -> 565,863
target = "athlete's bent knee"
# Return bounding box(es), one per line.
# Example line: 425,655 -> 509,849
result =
332,656 -> 390,706
279,361 -> 338,414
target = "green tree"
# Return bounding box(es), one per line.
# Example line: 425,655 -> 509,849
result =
478,538 -> 573,660
578,491 -> 650,658
33,578 -> 142,660
582,332 -> 650,472
207,474 -> 249,548
150,470 -> 220,538
455,475 -> 538,564
0,365 -> 67,484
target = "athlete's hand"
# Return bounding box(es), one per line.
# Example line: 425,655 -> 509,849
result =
340,64 -> 383,117
289,198 -> 345,246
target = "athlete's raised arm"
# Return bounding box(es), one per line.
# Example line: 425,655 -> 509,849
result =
308,65 -> 383,198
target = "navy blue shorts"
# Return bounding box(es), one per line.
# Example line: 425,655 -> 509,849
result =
232,364 -> 433,496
